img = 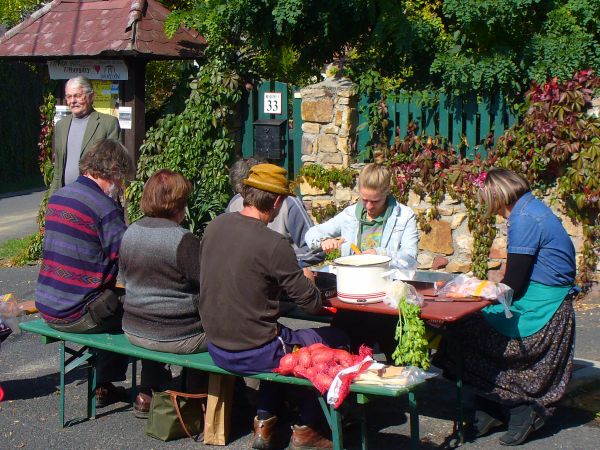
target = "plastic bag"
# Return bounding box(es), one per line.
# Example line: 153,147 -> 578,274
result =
383,280 -> 424,309
436,274 -> 513,318
353,363 -> 440,388
0,293 -> 23,335
388,254 -> 418,280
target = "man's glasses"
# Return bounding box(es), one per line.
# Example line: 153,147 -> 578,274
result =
65,93 -> 89,101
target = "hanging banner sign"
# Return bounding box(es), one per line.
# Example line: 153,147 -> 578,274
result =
48,60 -> 128,80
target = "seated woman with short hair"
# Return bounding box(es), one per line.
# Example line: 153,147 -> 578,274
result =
120,169 -> 206,418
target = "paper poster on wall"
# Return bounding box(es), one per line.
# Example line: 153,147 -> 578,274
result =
92,80 -> 119,118
118,106 -> 132,129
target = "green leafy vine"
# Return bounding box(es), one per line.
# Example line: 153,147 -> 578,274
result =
296,164 -> 356,191
126,62 -> 241,234
21,93 -> 56,264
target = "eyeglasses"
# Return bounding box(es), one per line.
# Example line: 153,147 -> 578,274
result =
65,93 -> 89,101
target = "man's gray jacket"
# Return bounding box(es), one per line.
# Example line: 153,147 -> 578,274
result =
50,110 -> 120,194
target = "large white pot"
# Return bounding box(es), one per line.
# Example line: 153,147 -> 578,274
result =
333,254 -> 392,304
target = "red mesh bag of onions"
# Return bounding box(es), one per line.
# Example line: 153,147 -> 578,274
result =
274,343 -> 373,407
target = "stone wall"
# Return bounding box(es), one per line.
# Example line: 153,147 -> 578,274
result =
298,78 -> 594,280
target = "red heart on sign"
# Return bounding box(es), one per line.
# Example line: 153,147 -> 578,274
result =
94,65 -> 101,73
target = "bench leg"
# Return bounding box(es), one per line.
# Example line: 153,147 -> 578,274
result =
130,358 -> 138,405
59,342 -> 66,428
317,396 -> 344,450
356,393 -> 369,450
87,353 -> 97,419
409,390 -> 419,450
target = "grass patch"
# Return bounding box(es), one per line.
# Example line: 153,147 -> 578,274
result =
0,235 -> 35,266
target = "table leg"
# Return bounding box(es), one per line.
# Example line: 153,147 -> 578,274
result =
456,343 -> 464,444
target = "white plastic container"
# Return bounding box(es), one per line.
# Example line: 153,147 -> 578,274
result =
333,254 -> 392,304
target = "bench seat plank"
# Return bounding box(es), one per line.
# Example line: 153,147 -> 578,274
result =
20,319 -> 415,398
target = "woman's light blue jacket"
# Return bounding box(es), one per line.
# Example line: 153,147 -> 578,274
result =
305,199 -> 418,263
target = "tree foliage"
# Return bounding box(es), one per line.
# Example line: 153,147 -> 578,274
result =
164,0 -> 600,98
0,0 -> 41,27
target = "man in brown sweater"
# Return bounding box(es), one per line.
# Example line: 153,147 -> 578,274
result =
199,164 -> 348,450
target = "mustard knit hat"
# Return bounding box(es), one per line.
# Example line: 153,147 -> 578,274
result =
243,163 -> 293,195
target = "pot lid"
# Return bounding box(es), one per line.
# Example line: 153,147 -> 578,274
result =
334,254 -> 391,267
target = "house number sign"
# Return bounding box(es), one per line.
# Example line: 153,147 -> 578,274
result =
263,92 -> 282,115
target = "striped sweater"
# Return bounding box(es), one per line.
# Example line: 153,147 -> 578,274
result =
35,176 -> 127,322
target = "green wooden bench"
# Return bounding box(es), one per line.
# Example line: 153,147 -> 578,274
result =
20,318 -> 424,450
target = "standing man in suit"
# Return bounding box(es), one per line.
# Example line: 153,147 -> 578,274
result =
50,76 -> 121,194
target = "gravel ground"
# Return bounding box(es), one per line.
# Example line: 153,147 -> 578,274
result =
1,267 -> 599,449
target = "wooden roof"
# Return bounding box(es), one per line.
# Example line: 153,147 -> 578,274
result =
0,0 -> 206,60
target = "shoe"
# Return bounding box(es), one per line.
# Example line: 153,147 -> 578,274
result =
95,382 -> 127,408
473,409 -> 503,437
499,404 -> 544,446
289,424 -> 333,450
134,390 -> 152,419
252,415 -> 279,450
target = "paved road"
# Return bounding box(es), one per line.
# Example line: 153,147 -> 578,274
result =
0,189 -> 45,245
1,267 -> 599,449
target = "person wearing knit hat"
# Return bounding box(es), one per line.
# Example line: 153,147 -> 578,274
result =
227,159 -> 325,268
199,163 -> 349,450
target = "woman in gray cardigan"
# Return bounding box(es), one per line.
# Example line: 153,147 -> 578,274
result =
120,169 -> 206,418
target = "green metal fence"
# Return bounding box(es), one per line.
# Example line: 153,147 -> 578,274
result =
357,92 -> 518,160
240,83 -> 518,176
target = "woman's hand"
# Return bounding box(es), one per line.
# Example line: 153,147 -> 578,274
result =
362,248 -> 377,255
321,237 -> 345,252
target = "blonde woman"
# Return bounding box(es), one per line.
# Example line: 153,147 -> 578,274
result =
305,163 -> 418,262
305,163 -> 418,360
434,168 -> 578,446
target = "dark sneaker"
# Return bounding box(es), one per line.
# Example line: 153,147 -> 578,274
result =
95,382 -> 127,408
499,404 -> 544,446
473,409 -> 503,437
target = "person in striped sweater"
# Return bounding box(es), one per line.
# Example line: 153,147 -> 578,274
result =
35,138 -> 134,407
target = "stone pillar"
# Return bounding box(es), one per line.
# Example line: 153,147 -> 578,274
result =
299,78 -> 358,169
298,78 -> 359,210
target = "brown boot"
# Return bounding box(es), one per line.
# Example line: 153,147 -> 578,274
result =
252,415 -> 279,449
133,390 -> 152,419
289,424 -> 333,450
